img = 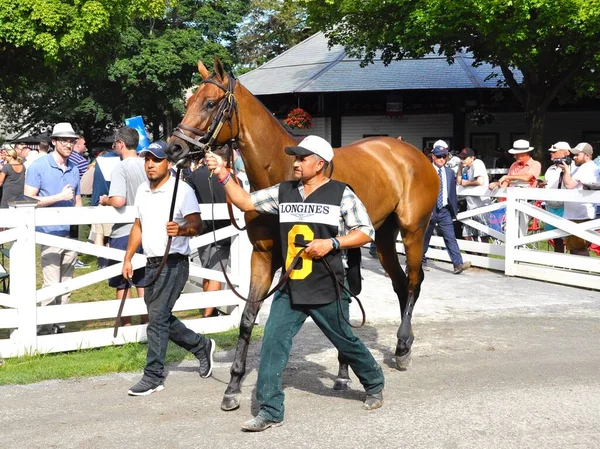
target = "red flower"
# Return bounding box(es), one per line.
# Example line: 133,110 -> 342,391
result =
284,108 -> 312,129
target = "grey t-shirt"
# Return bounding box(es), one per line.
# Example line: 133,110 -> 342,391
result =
109,157 -> 147,238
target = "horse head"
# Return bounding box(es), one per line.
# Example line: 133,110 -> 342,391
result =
166,57 -> 239,167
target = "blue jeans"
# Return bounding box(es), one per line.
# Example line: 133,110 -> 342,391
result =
143,258 -> 207,383
256,290 -> 385,422
422,205 -> 464,267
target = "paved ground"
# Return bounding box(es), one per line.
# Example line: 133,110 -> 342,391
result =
2,250 -> 600,448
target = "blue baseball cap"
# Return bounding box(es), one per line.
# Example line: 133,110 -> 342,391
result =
139,141 -> 167,159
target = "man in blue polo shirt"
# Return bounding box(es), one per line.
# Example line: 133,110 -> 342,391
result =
24,122 -> 83,335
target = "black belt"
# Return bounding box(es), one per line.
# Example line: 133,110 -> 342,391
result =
146,253 -> 188,265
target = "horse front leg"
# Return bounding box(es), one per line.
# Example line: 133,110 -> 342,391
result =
221,298 -> 263,411
221,250 -> 278,411
333,354 -> 351,390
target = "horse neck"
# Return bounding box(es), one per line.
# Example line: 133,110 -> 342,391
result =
235,84 -> 297,189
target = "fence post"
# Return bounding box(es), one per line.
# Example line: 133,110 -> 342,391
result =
504,189 -> 517,276
9,202 -> 38,355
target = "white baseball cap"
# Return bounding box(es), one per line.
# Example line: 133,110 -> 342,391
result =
285,135 -> 334,162
548,141 -> 570,152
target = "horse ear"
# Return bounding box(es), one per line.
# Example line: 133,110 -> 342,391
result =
197,60 -> 210,80
213,56 -> 227,82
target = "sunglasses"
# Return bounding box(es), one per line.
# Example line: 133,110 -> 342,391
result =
434,154 -> 448,159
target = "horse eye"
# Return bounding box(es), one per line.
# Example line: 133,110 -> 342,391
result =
206,100 -> 217,109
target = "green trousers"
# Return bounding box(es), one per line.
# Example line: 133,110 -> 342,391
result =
256,290 -> 385,422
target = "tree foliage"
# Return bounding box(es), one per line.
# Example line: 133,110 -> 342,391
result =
0,0 -> 250,143
0,0 -> 166,62
235,0 -> 310,70
304,0 -> 600,154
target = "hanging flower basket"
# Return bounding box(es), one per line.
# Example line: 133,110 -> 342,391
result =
470,108 -> 495,126
284,108 -> 312,129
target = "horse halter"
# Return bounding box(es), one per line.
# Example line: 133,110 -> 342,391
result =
172,75 -> 239,161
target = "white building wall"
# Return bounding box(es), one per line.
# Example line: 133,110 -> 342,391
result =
341,113 -> 454,149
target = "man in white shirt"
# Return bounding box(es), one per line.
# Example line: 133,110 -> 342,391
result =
457,147 -> 491,243
122,142 -> 214,396
559,142 -> 600,256
542,141 -> 572,253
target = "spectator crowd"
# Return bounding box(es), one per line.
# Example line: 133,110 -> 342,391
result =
1,124 -> 599,337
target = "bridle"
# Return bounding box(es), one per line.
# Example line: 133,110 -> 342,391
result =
171,74 -> 240,162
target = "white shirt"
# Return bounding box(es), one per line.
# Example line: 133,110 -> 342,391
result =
543,164 -> 569,209
563,160 -> 600,220
134,175 -> 201,257
462,159 -> 490,210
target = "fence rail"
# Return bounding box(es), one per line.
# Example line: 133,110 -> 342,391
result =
1,186 -> 598,358
417,186 -> 600,290
0,203 -> 252,358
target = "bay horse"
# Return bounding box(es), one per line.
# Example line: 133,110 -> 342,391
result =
166,57 -> 438,411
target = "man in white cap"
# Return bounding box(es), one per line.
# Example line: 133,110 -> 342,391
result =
559,142 -> 600,256
206,135 -> 385,432
24,122 -> 83,334
489,139 -> 542,189
540,141 -> 572,253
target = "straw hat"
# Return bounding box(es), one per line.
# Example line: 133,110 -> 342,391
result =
51,122 -> 79,139
508,139 -> 534,154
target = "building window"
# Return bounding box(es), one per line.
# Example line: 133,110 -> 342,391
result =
582,131 -> 600,150
470,133 -> 499,166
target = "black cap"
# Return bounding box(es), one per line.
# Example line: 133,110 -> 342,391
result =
458,147 -> 475,159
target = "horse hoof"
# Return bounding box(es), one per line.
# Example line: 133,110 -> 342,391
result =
333,378 -> 351,391
395,350 -> 412,371
221,393 -> 241,411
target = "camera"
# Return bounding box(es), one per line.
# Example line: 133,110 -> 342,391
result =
553,156 -> 572,166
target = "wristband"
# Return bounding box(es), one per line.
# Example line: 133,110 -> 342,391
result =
218,172 -> 231,184
330,237 -> 340,250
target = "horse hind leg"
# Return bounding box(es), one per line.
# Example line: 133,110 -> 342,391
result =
395,225 -> 427,370
333,354 -> 351,391
373,218 -> 413,370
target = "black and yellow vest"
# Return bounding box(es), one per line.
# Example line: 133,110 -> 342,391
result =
279,180 -> 346,305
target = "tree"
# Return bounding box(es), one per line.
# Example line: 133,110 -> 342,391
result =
0,0 -> 250,143
304,0 -> 600,158
235,0 -> 311,71
0,0 -> 166,63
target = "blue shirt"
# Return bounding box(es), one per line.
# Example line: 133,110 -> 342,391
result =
25,154 -> 81,236
69,151 -> 89,179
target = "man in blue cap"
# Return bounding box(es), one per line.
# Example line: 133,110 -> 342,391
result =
422,140 -> 471,274
122,141 -> 215,396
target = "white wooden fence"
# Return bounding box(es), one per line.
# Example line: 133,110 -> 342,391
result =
417,186 -> 600,290
1,186 -> 598,358
0,203 -> 252,357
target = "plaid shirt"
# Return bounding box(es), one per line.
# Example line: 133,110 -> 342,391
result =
250,181 -> 375,239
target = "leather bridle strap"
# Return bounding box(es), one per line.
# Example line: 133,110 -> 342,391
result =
148,167 -> 182,286
322,257 -> 366,328
113,279 -> 132,337
215,246 -> 306,304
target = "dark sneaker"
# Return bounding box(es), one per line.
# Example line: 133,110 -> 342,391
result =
241,415 -> 283,432
127,378 -> 164,396
197,338 -> 215,378
363,391 -> 383,410
453,261 -> 472,275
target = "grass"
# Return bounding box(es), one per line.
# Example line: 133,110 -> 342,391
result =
0,325 -> 264,385
0,220 -> 264,385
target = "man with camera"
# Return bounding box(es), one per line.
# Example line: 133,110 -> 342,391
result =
541,141 -> 572,253
558,142 -> 600,256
